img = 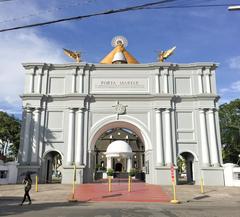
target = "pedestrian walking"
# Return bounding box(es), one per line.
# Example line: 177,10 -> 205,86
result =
20,173 -> 32,205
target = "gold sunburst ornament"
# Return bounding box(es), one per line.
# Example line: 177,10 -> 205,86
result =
111,35 -> 128,47
63,48 -> 81,63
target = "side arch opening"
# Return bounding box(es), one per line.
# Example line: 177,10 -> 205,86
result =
42,150 -> 62,183
177,151 -> 196,185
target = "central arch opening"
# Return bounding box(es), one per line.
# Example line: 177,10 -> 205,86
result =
93,127 -> 145,181
115,163 -> 123,172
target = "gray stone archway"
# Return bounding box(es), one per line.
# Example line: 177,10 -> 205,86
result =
42,150 -> 62,183
178,152 -> 196,184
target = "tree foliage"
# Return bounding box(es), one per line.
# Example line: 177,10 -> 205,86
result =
0,111 -> 21,159
219,99 -> 240,164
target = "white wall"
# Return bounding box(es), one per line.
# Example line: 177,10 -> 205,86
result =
223,163 -> 240,186
0,160 -> 18,184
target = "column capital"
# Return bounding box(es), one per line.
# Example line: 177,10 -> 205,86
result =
23,107 -> 33,113
207,108 -> 217,113
68,107 -> 77,111
203,68 -> 211,75
164,108 -> 172,112
27,67 -> 37,76
34,106 -> 41,110
198,108 -> 207,111
154,108 -> 166,112
35,66 -> 45,75
197,70 -> 203,75
70,72 -> 77,76
78,107 -> 86,112
77,67 -> 85,75
162,70 -> 169,76
33,107 -> 42,113
36,71 -> 44,76
199,108 -> 211,111
69,68 -> 78,76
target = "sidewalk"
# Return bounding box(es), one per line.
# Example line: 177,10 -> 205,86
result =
0,183 -> 240,205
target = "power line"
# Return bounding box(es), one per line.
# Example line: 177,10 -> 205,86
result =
0,0 -> 176,32
0,0 -> 17,2
0,0 -> 96,24
145,3 -> 235,10
0,0 -> 234,33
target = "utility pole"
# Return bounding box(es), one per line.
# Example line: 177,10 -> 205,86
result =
228,5 -> 240,11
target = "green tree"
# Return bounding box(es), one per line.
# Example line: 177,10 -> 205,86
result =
0,111 -> 21,159
219,99 -> 240,164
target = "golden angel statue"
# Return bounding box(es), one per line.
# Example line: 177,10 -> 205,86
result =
63,48 -> 81,63
158,46 -> 176,62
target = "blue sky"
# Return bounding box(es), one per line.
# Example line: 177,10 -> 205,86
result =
0,0 -> 239,119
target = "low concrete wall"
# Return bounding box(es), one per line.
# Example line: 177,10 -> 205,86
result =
223,163 -> 240,187
0,160 -> 18,184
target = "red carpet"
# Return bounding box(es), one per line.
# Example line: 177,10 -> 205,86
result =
74,182 -> 170,203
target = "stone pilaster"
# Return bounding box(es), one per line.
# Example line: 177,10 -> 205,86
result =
29,70 -> 35,93
197,69 -> 203,93
164,108 -> 172,165
163,70 -> 169,94
71,69 -> 77,93
155,108 -> 164,165
22,108 -> 33,163
66,108 -> 75,165
199,109 -> 210,166
36,67 -> 44,93
208,109 -> 219,166
155,69 -> 160,94
78,68 -> 84,94
31,108 -> 41,163
75,108 -> 84,165
204,68 -> 211,93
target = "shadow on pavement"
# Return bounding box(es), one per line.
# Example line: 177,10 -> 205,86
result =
193,195 -> 210,200
0,199 -> 89,217
0,196 -> 22,203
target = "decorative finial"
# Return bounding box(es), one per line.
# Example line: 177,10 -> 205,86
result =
111,36 -> 128,47
63,48 -> 81,63
158,46 -> 176,62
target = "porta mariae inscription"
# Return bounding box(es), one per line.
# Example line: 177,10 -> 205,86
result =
91,78 -> 149,93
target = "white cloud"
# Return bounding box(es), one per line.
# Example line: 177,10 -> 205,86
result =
0,1 -> 83,116
0,30 -> 65,115
229,56 -> 240,70
219,80 -> 240,94
231,80 -> 240,92
219,80 -> 240,104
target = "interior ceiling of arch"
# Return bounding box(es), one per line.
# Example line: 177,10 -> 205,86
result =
90,121 -> 146,148
95,128 -> 144,152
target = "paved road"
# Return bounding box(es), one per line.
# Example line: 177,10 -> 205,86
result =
0,184 -> 240,217
1,201 -> 240,217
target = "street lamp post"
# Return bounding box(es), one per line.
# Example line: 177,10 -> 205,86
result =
228,5 -> 240,11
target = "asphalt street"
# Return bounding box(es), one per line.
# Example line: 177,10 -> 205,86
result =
1,201 -> 240,217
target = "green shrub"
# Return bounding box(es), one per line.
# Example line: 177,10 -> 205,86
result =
95,164 -> 101,171
129,168 -> 136,177
107,168 -> 114,176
